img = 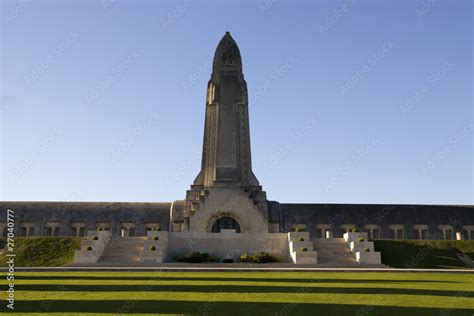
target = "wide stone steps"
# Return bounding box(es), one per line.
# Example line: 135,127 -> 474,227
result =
311,238 -> 357,264
98,237 -> 146,264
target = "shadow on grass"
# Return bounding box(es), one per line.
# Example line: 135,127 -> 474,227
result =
15,275 -> 460,283
11,300 -> 473,315
15,284 -> 473,297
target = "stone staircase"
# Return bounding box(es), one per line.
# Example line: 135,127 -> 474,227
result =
98,237 -> 146,265
311,238 -> 357,265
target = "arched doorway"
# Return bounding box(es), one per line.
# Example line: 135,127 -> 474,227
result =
211,217 -> 241,233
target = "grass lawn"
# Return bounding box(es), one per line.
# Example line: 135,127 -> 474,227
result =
0,238 -> 82,267
1,271 -> 473,315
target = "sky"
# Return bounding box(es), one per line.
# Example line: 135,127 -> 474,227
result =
0,0 -> 472,205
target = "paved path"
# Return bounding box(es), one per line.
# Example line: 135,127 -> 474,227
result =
2,265 -> 473,273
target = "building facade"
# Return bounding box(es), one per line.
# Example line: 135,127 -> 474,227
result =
1,33 -> 473,242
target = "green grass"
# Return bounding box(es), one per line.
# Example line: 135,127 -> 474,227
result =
0,271 -> 473,315
0,237 -> 82,267
375,240 -> 474,269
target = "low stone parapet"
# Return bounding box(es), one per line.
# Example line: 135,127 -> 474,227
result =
74,231 -> 112,264
140,231 -> 169,263
288,232 -> 317,264
356,251 -> 381,264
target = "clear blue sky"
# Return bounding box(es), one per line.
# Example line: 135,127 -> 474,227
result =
1,0 -> 472,205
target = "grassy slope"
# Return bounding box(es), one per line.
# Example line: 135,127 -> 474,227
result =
375,240 -> 474,269
0,271 -> 473,315
0,237 -> 82,267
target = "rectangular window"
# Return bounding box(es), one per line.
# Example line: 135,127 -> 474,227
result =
373,229 -> 380,239
389,229 -> 396,239
421,230 -> 428,240
20,227 -> 27,236
315,229 -> 323,238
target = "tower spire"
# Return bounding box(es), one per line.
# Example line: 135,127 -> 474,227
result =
172,33 -> 269,234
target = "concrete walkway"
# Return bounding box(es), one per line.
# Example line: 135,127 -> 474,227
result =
2,264 -> 474,273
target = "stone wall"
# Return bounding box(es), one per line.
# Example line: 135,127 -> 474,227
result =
273,202 -> 474,239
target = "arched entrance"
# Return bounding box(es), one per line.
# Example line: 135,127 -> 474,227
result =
211,217 -> 241,233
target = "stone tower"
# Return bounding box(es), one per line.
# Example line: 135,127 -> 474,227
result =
171,32 -> 269,233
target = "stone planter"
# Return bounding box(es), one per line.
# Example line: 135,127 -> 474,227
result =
343,232 -> 368,244
288,231 -> 310,242
293,251 -> 318,264
350,241 -> 374,253
74,230 -> 112,264
355,251 -> 381,264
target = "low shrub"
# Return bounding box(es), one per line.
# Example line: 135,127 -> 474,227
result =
154,226 -> 162,231
301,247 -> 308,252
96,227 -> 103,231
364,248 -> 370,252
298,237 -> 305,242
239,252 -> 251,263
149,245 -> 156,251
222,258 -> 234,263
351,228 -> 358,233
92,236 -> 98,241
86,246 -> 93,251
295,228 -> 304,232
174,252 -> 218,263
358,237 -> 364,242
239,252 -> 279,263
152,236 -> 159,241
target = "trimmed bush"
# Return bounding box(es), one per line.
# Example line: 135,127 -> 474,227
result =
239,252 -> 251,263
86,246 -> 93,251
152,236 -> 159,241
351,228 -> 358,233
364,248 -> 370,252
298,237 -> 305,242
295,227 -> 304,232
154,226 -> 162,231
96,227 -> 103,231
175,252 -> 218,263
222,258 -> 234,263
149,245 -> 156,251
358,237 -> 364,242
239,252 -> 279,263
92,236 -> 99,241
301,247 -> 308,252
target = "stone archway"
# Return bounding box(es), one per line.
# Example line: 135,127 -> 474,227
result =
211,217 -> 241,233
206,211 -> 242,233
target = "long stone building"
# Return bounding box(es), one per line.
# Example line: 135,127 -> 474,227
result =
1,32 -> 473,245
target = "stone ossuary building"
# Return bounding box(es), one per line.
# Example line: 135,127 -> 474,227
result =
1,33 -> 473,260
